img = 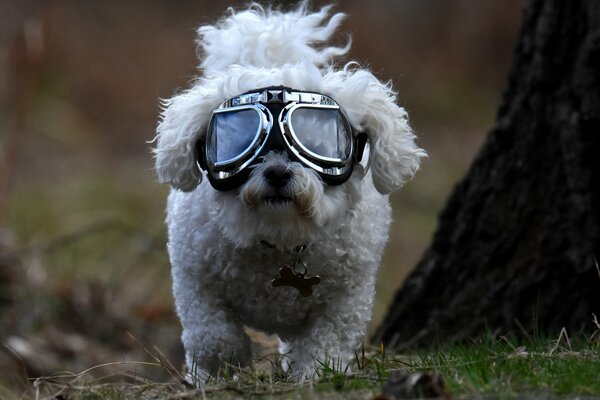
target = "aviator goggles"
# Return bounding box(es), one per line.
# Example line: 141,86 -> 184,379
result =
197,87 -> 367,191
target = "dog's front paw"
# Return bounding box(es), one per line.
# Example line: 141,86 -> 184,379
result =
281,360 -> 318,382
280,351 -> 353,382
185,366 -> 211,388
182,325 -> 252,387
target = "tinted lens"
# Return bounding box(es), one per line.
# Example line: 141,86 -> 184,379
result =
208,109 -> 262,164
290,108 -> 351,160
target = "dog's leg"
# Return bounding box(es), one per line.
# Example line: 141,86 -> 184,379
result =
172,269 -> 251,386
279,286 -> 374,380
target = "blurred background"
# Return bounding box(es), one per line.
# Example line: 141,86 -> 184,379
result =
0,0 -> 526,391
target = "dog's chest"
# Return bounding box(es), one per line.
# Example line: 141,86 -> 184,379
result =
217,246 -> 336,330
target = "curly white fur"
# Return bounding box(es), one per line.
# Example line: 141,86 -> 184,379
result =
154,2 -> 426,383
197,3 -> 350,75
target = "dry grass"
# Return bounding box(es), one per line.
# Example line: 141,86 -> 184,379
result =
5,332 -> 598,400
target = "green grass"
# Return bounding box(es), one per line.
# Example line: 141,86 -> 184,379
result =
400,333 -> 600,398
13,334 -> 599,399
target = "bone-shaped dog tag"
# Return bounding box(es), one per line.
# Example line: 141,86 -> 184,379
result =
271,266 -> 321,297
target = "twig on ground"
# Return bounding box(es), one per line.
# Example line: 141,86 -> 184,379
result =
550,327 -> 572,355
591,313 -> 600,341
32,361 -> 165,400
126,332 -> 188,387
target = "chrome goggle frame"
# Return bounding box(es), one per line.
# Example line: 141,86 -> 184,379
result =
279,102 -> 352,176
207,103 -> 273,176
198,87 -> 364,191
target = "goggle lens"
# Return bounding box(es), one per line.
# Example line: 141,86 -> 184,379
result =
289,108 -> 351,160
208,108 -> 262,165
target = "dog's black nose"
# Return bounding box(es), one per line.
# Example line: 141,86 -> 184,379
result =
264,165 -> 292,188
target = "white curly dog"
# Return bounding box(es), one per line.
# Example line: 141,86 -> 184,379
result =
154,2 -> 425,383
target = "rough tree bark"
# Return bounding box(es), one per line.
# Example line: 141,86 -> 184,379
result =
374,0 -> 600,348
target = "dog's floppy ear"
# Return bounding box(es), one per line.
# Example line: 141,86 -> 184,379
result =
153,86 -> 216,192
357,73 -> 426,194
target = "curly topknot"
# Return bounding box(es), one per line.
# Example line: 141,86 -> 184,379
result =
197,1 -> 351,75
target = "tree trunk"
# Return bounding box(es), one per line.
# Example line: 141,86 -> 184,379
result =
374,0 -> 600,348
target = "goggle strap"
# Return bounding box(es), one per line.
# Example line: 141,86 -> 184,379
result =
196,139 -> 208,171
354,133 -> 368,163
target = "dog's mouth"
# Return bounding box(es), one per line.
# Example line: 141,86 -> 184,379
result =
263,194 -> 293,205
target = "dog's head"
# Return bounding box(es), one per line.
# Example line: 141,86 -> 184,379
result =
154,3 -> 425,246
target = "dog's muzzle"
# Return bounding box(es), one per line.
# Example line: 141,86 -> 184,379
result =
196,87 -> 368,191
